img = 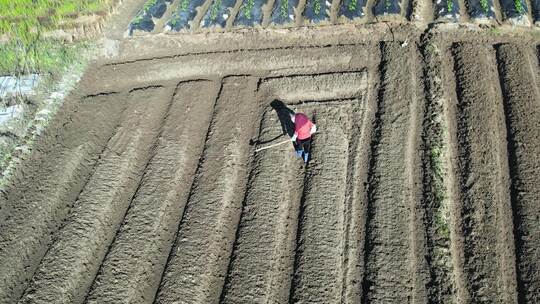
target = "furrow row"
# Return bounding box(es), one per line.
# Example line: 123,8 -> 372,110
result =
289,104 -> 353,303
495,43 -> 540,304
220,108 -> 304,304
154,76 -> 260,304
19,86 -> 173,304
85,80 -> 219,304
450,42 -> 518,303
361,41 -> 429,303
418,38 -> 460,303
0,93 -> 126,304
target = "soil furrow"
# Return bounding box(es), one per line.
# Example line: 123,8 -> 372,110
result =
17,86 -> 173,304
495,43 -> 540,304
86,45 -> 365,94
220,108 -> 304,304
154,76 -> 260,304
361,41 -> 428,303
258,71 -> 369,104
0,94 -> 126,304
289,105 -> 351,303
339,46 -> 380,304
85,80 -> 219,304
451,42 -> 518,303
419,38 -> 459,303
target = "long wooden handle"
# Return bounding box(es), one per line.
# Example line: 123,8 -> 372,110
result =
254,139 -> 291,152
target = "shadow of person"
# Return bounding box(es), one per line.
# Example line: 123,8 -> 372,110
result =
270,99 -> 295,137
251,99 -> 296,146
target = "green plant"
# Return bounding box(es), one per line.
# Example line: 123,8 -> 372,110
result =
385,0 -> 391,10
348,0 -> 358,12
313,0 -> 321,15
243,0 -> 255,19
514,0 -> 523,14
479,0 -> 489,14
142,0 -> 159,13
209,0 -> 222,21
280,0 -> 289,18
180,0 -> 190,12
446,0 -> 453,12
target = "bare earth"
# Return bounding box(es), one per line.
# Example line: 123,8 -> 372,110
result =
0,1 -> 539,302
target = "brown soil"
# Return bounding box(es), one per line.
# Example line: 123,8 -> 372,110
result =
0,19 -> 539,304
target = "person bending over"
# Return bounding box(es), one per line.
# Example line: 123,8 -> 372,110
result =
290,112 -> 317,163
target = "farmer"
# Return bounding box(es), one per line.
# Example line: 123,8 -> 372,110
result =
290,112 -> 317,163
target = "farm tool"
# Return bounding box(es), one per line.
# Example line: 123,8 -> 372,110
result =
254,139 -> 291,152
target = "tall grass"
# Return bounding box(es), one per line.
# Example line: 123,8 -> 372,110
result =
0,0 -> 109,76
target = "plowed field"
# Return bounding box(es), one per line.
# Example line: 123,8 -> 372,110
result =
0,23 -> 539,304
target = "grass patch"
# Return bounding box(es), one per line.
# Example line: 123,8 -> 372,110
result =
0,39 -> 84,76
0,1 -> 111,76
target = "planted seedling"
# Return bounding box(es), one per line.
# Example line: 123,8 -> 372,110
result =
180,0 -> 190,12
348,0 -> 358,12
169,14 -> 180,27
208,0 -> 222,21
143,0 -> 159,13
447,0 -> 453,13
280,0 -> 289,19
514,0 -> 524,14
385,0 -> 391,10
313,0 -> 321,15
243,0 -> 255,19
132,14 -> 144,26
479,0 -> 489,14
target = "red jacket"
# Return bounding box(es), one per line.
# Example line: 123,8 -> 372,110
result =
294,113 -> 315,140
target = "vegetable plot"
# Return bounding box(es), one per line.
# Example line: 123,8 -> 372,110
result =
303,0 -> 330,23
435,0 -> 459,20
339,0 -> 368,20
129,0 -> 173,33
234,0 -> 266,26
270,0 -> 299,24
166,0 -> 206,30
499,0 -> 528,19
201,0 -> 237,28
372,0 -> 401,15
466,0 -> 495,19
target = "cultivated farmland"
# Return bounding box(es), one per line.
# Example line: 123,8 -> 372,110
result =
0,0 -> 539,303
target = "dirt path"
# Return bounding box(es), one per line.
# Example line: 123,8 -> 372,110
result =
495,43 -> 540,304
85,80 -> 219,303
